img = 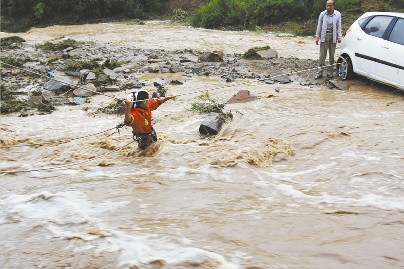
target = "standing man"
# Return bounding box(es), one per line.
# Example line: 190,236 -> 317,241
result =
315,0 -> 342,79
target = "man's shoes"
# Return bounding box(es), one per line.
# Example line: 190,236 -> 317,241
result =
314,73 -> 323,79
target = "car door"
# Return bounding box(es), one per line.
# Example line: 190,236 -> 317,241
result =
378,18 -> 404,89
354,15 -> 394,78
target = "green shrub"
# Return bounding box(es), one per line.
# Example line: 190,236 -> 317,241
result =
192,0 -> 303,29
191,0 -> 400,31
0,55 -> 26,67
192,0 -> 224,29
191,92 -> 224,114
0,99 -> 29,113
63,59 -> 100,71
191,92 -> 233,125
0,36 -> 26,48
103,58 -> 124,69
37,102 -> 56,113
36,38 -> 82,52
33,2 -> 46,19
172,8 -> 188,21
1,0 -> 167,32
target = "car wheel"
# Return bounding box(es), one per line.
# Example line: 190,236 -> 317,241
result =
337,56 -> 353,80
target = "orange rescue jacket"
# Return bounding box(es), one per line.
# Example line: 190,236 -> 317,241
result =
127,99 -> 161,134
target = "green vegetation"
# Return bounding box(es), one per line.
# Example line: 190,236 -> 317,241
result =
62,58 -> 124,72
1,0 -> 403,35
1,0 -> 167,32
192,0 -> 404,34
0,99 -> 30,113
124,18 -> 145,25
37,102 -> 56,113
0,85 -> 30,113
0,55 -> 26,67
62,59 -> 100,71
35,38 -> 82,51
0,84 -> 56,114
172,8 -> 188,22
103,58 -> 124,69
0,36 -> 26,48
191,92 -> 225,114
191,92 -> 233,125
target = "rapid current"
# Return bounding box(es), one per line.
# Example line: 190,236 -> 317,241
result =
1,21 -> 404,269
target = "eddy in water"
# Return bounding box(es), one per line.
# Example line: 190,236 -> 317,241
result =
124,90 -> 176,150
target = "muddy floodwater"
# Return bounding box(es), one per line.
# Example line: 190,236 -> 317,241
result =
1,22 -> 404,269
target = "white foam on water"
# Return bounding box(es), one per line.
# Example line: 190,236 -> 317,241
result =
262,162 -> 338,179
332,151 -> 382,161
316,192 -> 404,210
275,184 -> 312,199
110,234 -> 238,269
350,111 -> 402,119
0,191 -> 239,268
0,191 -> 130,224
262,182 -> 404,211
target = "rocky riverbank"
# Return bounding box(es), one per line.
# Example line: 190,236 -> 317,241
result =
1,31 -> 349,116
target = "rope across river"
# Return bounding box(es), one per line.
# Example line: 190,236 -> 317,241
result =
0,140 -> 136,174
1,56 -> 400,174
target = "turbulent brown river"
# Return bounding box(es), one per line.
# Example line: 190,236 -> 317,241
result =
1,22 -> 404,269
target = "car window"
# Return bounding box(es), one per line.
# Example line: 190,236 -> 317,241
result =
364,16 -> 393,38
388,18 -> 404,45
358,17 -> 369,27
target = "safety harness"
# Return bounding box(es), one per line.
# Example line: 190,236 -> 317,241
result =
123,91 -> 158,150
133,128 -> 157,150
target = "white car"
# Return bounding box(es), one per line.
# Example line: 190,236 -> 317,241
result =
337,12 -> 404,91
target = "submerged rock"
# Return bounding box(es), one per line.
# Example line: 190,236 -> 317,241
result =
273,75 -> 292,84
199,112 -> 222,135
329,79 -> 349,90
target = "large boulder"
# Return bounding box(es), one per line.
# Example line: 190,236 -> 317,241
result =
243,46 -> 278,60
103,68 -> 121,80
273,75 -> 292,84
227,90 -> 257,104
44,80 -> 67,92
73,84 -> 97,97
180,52 -> 199,63
199,112 -> 222,135
199,51 -> 224,62
257,49 -> 278,59
329,79 -> 349,90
